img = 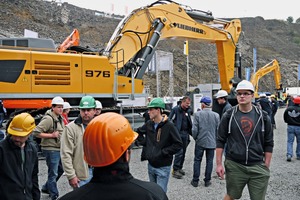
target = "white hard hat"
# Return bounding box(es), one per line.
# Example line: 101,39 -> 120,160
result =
51,96 -> 64,105
259,93 -> 266,98
215,90 -> 228,98
63,102 -> 72,109
95,100 -> 102,109
236,80 -> 254,92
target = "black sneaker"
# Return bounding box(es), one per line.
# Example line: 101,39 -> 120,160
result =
204,181 -> 212,187
287,155 -> 292,162
191,180 -> 198,187
178,169 -> 185,176
172,170 -> 183,179
41,188 -> 50,194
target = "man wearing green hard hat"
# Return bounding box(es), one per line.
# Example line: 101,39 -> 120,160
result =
61,95 -> 96,189
137,98 -> 182,193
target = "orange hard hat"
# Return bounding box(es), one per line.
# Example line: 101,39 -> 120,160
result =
83,112 -> 138,167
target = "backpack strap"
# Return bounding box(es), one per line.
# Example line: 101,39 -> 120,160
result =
228,105 -> 238,134
253,104 -> 265,133
45,114 -> 56,131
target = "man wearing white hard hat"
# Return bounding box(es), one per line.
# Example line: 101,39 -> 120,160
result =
33,96 -> 65,200
214,90 -> 232,119
216,80 -> 274,200
257,93 -> 272,120
95,100 -> 102,116
62,102 -> 72,125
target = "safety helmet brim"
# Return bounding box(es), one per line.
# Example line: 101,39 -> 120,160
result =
84,113 -> 138,167
8,113 -> 36,137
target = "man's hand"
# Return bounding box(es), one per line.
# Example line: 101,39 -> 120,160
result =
264,152 -> 272,169
69,177 -> 80,188
216,164 -> 225,180
215,148 -> 225,179
52,131 -> 59,138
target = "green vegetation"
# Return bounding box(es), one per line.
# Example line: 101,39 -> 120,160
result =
287,16 -> 294,23
293,36 -> 300,45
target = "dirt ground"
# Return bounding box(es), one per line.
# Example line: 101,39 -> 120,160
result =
38,107 -> 300,200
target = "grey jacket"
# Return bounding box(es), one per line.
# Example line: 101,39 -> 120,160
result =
192,108 -> 220,149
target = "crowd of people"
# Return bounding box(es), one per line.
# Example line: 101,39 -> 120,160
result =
1,79 -> 300,200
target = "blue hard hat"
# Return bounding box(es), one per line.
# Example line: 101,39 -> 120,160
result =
200,96 -> 211,104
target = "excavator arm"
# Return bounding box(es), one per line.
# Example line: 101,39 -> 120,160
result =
250,59 -> 282,98
105,0 -> 242,92
57,29 -> 80,53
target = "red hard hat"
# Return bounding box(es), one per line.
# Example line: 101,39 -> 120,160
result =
83,112 -> 138,167
293,96 -> 300,104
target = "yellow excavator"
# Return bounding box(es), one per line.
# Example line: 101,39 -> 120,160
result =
0,0 -> 241,116
250,59 -> 282,98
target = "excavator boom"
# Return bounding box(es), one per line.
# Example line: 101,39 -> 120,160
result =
250,59 -> 282,98
106,0 -> 242,92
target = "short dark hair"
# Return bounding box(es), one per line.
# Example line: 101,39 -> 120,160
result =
182,96 -> 191,102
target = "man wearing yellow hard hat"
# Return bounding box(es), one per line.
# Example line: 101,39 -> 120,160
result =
0,113 -> 40,200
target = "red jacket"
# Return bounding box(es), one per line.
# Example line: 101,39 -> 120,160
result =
62,113 -> 69,125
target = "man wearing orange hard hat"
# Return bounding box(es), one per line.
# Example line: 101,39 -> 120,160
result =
0,113 -> 40,200
60,112 -> 168,200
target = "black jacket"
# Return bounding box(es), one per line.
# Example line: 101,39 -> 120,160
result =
284,104 -> 300,126
169,104 -> 192,135
0,135 -> 40,200
137,115 -> 182,168
60,162 -> 168,200
217,105 -> 274,165
257,98 -> 272,117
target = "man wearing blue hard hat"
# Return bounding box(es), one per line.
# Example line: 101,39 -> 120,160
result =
191,96 -> 220,187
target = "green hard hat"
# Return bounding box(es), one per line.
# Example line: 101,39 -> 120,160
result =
79,96 -> 96,109
147,98 -> 165,109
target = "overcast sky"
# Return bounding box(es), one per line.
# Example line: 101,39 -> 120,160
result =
63,0 -> 298,21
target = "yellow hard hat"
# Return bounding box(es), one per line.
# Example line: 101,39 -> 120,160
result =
8,113 -> 36,137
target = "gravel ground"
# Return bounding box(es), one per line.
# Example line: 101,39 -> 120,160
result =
38,108 -> 300,200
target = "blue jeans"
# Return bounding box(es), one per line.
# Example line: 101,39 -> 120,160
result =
192,145 -> 215,183
78,167 -> 93,187
173,131 -> 190,170
287,125 -> 300,158
42,150 -> 64,199
148,163 -> 171,193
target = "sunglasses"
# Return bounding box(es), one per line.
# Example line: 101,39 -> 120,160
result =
237,92 -> 252,96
